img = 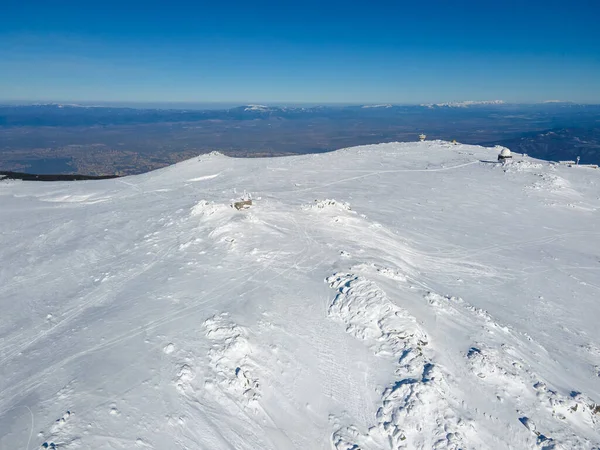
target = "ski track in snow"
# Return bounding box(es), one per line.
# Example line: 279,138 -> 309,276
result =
289,160 -> 480,193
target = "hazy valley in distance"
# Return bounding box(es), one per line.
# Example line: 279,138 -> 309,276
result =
1,102 -> 599,176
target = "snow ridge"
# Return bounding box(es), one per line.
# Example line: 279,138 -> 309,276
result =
203,314 -> 260,403
327,273 -> 473,449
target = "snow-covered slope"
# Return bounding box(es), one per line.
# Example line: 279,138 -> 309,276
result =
1,142 -> 600,450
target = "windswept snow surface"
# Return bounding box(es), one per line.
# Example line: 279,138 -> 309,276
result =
1,141 -> 600,450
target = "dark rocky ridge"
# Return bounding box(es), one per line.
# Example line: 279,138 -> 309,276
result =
0,171 -> 120,181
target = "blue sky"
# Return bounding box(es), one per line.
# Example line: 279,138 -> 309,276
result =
1,0 -> 599,104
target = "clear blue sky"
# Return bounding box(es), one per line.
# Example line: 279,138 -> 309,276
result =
1,0 -> 599,104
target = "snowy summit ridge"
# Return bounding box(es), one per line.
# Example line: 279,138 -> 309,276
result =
1,141 -> 600,449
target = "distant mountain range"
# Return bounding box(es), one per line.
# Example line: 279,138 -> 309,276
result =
1,102 -> 598,127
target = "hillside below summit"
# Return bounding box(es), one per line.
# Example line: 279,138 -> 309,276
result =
1,141 -> 600,449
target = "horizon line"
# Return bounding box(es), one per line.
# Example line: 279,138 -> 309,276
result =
1,100 -> 597,109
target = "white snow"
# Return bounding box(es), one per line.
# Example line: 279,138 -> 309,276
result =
1,141 -> 600,449
361,104 -> 393,108
421,100 -> 505,108
244,104 -> 270,111
187,173 -> 221,182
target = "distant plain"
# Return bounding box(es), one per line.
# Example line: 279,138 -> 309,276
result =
1,103 -> 599,175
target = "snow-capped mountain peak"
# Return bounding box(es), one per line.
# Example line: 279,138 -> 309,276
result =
421,100 -> 505,108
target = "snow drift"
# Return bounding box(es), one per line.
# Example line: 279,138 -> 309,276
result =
1,141 -> 600,449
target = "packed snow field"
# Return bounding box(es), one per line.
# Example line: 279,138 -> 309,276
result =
1,142 -> 599,449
